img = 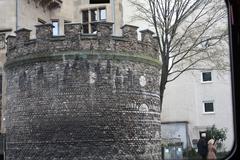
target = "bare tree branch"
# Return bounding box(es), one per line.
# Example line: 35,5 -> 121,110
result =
167,56 -> 212,82
130,0 -> 228,110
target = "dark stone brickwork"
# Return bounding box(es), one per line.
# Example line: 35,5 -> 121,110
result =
4,22 -> 161,160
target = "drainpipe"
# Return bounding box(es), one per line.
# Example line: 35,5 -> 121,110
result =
16,0 -> 20,30
111,0 -> 115,35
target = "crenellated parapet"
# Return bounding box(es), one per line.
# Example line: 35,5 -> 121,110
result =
6,22 -> 159,63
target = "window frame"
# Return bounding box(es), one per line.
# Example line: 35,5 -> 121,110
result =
202,101 -> 215,114
90,8 -> 98,22
99,7 -> 107,21
201,71 -> 213,83
82,10 -> 90,33
52,19 -> 60,36
81,7 -> 107,33
82,10 -> 89,23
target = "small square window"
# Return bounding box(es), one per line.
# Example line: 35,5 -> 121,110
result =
202,72 -> 212,82
203,102 -> 214,113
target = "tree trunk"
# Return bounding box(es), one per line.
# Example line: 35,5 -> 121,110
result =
159,60 -> 168,112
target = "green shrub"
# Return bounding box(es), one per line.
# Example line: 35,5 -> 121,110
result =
206,125 -> 227,143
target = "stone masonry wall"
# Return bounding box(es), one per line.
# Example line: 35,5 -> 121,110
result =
4,22 -> 161,160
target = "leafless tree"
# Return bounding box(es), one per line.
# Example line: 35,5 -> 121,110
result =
130,0 -> 229,111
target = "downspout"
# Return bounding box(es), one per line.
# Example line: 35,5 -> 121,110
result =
111,0 -> 115,35
16,0 -> 20,30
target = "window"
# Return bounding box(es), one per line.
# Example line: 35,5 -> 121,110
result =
99,8 -> 106,21
91,9 -> 98,22
82,7 -> 107,33
52,20 -> 59,36
202,71 -> 212,82
203,101 -> 214,113
82,10 -> 89,23
91,23 -> 97,33
82,10 -> 89,33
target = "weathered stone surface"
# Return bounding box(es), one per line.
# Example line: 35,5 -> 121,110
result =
35,23 -> 54,40
15,28 -> 31,43
121,24 -> 138,41
5,22 -> 161,160
140,29 -> 154,43
64,23 -> 82,38
6,35 -> 16,51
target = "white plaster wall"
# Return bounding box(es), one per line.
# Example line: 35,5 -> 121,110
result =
0,0 -> 16,66
0,0 -> 16,30
19,0 -> 52,38
122,0 -> 155,40
50,0 -> 75,35
162,73 -> 198,123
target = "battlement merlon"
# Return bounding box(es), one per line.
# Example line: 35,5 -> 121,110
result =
15,28 -> 31,44
6,22 -> 160,61
35,24 -> 54,39
140,29 -> 155,43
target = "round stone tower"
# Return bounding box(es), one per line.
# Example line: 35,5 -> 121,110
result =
4,22 -> 161,160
